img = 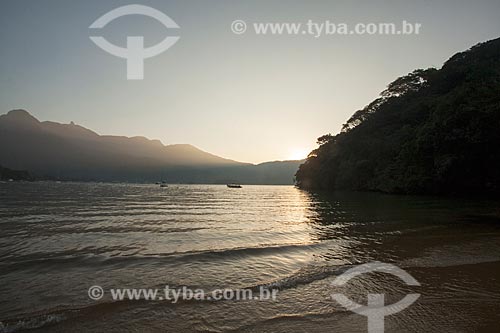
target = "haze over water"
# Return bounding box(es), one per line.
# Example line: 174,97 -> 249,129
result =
1,182 -> 500,332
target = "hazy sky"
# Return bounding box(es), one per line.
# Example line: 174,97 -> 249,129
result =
1,0 -> 499,163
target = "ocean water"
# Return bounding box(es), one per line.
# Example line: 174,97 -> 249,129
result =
1,183 -> 500,332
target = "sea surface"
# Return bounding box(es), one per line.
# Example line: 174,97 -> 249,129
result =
1,183 -> 500,332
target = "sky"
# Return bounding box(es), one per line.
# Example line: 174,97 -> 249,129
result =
1,0 -> 499,163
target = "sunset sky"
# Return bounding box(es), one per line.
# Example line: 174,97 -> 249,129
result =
1,0 -> 500,163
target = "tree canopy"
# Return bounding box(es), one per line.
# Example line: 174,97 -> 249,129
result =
296,38 -> 500,195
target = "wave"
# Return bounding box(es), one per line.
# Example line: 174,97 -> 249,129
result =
0,261 -> 346,332
247,248 -> 500,292
229,311 -> 343,332
246,263 -> 351,291
0,313 -> 67,333
0,299 -> 144,333
1,242 -> 323,273
401,237 -> 500,269
402,254 -> 500,269
155,242 -> 323,261
6,256 -> 500,332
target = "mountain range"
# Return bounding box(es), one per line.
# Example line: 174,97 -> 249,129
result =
0,110 -> 301,184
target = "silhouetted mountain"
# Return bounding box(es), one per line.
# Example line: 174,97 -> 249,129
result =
0,110 -> 301,184
0,165 -> 34,181
296,37 -> 500,195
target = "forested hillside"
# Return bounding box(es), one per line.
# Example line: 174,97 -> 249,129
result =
296,38 -> 500,195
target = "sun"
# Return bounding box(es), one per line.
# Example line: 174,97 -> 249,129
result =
288,148 -> 310,161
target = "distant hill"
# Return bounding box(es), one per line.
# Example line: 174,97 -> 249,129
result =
0,110 -> 301,184
0,165 -> 34,181
296,37 -> 500,195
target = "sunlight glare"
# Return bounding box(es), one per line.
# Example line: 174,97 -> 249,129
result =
288,148 -> 309,161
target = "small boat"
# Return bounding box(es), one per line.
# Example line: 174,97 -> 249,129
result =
227,184 -> 242,188
160,184 -> 168,188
